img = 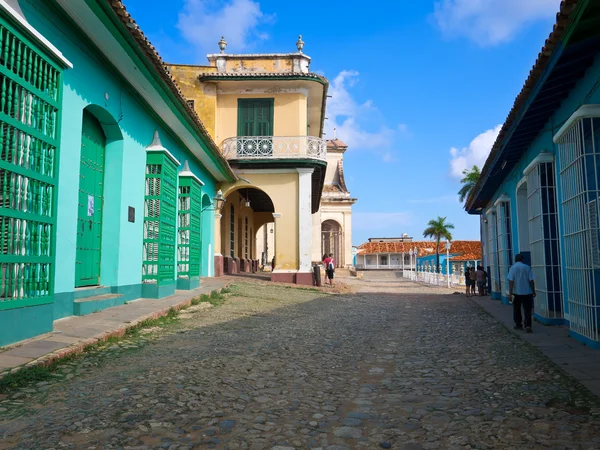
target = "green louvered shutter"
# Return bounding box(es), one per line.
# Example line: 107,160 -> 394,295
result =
142,152 -> 177,286
238,99 -> 274,136
0,15 -> 62,309
177,176 -> 202,284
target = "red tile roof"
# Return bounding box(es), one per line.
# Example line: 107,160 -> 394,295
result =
357,240 -> 481,259
327,139 -> 348,149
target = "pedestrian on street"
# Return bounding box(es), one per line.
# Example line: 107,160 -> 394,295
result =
465,267 -> 472,297
323,253 -> 335,286
469,267 -> 477,296
508,254 -> 536,333
476,266 -> 487,296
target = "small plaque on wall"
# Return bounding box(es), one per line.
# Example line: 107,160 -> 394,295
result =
128,206 -> 135,223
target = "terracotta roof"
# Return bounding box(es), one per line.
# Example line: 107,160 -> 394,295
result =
466,0 -> 578,210
327,139 -> 348,149
107,0 -> 236,181
357,240 -> 481,258
449,252 -> 483,262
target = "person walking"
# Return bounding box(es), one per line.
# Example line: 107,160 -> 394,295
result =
469,267 -> 477,296
323,253 -> 335,286
465,267 -> 472,297
476,266 -> 487,296
507,254 -> 536,333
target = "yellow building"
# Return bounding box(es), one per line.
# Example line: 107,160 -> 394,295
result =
168,36 -> 328,284
312,139 -> 357,267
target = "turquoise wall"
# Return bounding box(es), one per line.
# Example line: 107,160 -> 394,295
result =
417,254 -> 480,275
482,47 -> 600,330
17,1 -> 218,320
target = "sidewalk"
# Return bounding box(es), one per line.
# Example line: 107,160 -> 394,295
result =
471,295 -> 600,398
0,278 -> 229,376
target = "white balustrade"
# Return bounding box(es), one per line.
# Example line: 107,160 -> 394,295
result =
222,136 -> 327,161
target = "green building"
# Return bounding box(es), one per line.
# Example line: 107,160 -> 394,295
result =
0,0 -> 236,346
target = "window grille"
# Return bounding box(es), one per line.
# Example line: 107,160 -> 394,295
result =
230,204 -> 235,258
496,201 -> 512,296
487,211 -> 500,293
142,153 -> 177,285
555,111 -> 600,342
0,17 -> 62,310
526,160 -> 562,319
177,177 -> 202,280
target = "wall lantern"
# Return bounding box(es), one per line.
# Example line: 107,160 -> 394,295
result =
202,190 -> 226,212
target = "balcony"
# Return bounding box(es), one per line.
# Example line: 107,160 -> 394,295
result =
221,136 -> 327,162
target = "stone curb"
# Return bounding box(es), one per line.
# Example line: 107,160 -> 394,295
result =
0,284 -> 230,379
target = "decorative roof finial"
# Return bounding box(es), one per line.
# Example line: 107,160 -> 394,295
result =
147,130 -> 166,151
218,36 -> 227,54
182,160 -> 191,172
296,35 -> 304,53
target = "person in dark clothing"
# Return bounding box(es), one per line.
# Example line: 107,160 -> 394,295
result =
508,254 -> 536,333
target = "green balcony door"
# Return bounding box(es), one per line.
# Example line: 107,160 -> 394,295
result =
238,99 -> 274,136
75,112 -> 106,287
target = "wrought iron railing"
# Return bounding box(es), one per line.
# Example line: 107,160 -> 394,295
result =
221,136 -> 327,161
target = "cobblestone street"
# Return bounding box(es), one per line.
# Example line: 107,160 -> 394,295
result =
1,279 -> 599,450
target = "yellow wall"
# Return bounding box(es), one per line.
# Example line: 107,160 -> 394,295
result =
221,173 -> 299,270
167,64 -> 218,140
216,93 -> 307,144
223,58 -> 294,73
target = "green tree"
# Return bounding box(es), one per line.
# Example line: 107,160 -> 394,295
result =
458,165 -> 481,204
423,216 -> 455,272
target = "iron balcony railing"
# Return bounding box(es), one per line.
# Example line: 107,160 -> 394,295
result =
221,136 -> 327,162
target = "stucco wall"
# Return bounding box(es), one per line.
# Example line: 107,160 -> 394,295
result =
167,64 -> 218,140
215,93 -> 307,144
19,0 -> 218,316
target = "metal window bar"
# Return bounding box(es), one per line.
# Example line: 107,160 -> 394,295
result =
177,178 -> 201,280
488,211 -> 499,293
0,17 -> 61,309
527,161 -> 563,320
557,116 -> 600,342
142,153 -> 177,285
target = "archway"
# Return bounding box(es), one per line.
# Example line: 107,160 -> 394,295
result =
75,105 -> 123,288
321,220 -> 343,267
219,185 -> 275,274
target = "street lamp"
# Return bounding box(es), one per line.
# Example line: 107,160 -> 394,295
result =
202,189 -> 226,213
445,240 -> 452,288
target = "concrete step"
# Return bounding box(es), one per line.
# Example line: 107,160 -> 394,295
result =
73,293 -> 124,316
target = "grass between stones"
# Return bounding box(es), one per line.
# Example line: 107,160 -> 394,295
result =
0,287 -> 232,394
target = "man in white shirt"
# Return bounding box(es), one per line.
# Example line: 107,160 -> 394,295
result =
507,254 -> 536,333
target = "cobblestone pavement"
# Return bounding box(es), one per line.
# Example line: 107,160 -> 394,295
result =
1,280 -> 600,450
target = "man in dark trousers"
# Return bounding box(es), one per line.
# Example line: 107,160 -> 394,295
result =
507,254 -> 536,333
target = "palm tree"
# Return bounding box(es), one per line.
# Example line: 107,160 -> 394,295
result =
423,216 -> 455,272
458,165 -> 481,204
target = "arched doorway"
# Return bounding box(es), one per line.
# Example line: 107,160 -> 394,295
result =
321,220 -> 342,267
220,186 -> 275,274
75,111 -> 106,287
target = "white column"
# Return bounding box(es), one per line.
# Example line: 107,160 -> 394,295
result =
297,168 -> 314,273
376,254 -> 379,269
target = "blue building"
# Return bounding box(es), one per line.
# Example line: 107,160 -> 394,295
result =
466,0 -> 600,348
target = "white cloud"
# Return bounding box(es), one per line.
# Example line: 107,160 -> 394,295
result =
353,212 -> 413,231
433,0 -> 560,46
449,125 -> 501,178
325,71 -> 396,160
177,0 -> 273,59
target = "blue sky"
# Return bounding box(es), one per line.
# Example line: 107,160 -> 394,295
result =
125,0 -> 561,244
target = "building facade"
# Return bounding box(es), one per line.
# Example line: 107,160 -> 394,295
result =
356,240 -> 481,274
0,0 -> 235,346
466,0 -> 600,347
168,37 -> 329,285
311,139 -> 356,267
